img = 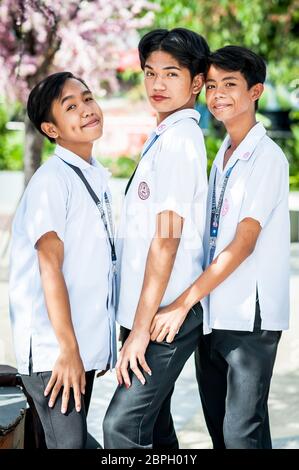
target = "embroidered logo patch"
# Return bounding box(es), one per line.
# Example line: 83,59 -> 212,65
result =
157,123 -> 166,132
221,198 -> 229,216
243,152 -> 250,159
138,181 -> 150,200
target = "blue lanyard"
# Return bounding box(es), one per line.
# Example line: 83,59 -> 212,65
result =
125,133 -> 160,196
141,133 -> 159,158
208,160 -> 238,264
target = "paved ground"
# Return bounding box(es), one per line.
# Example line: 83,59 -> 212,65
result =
0,174 -> 298,449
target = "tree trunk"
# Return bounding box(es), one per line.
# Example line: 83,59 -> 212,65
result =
24,115 -> 44,186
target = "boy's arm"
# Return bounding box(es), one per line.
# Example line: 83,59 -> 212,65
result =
36,231 -> 85,414
150,217 -> 261,342
116,210 -> 183,388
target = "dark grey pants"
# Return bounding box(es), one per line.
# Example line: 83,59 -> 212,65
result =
103,303 -> 203,449
195,303 -> 281,449
21,367 -> 95,449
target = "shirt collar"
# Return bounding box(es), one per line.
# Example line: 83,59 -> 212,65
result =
213,122 -> 267,174
54,144 -> 94,170
54,144 -> 111,187
154,108 -> 200,136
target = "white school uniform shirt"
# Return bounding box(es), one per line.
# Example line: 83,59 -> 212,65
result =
204,122 -> 290,331
9,144 -> 116,374
116,108 -> 209,332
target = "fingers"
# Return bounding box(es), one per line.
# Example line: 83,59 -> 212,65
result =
116,355 -> 152,388
150,318 -> 157,335
45,372 -> 84,414
166,328 -> 178,344
48,380 -> 63,410
150,323 -> 161,341
138,355 -> 152,377
130,358 -> 145,385
80,374 -> 86,395
61,382 -> 70,414
115,356 -> 125,386
120,360 -> 131,389
73,383 -> 82,413
155,324 -> 171,343
44,371 -> 57,398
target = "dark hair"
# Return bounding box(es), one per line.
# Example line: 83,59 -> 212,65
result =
27,72 -> 90,143
208,46 -> 266,110
138,28 -> 210,79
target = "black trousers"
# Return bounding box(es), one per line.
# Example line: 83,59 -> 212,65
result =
103,303 -> 203,449
195,303 -> 281,449
21,367 -> 95,449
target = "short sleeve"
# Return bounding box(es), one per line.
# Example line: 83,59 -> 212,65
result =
239,153 -> 289,228
154,125 -> 206,219
24,169 -> 68,247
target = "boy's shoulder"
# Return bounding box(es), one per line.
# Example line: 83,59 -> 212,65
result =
161,115 -> 204,148
32,154 -> 68,178
256,133 -> 289,167
26,155 -> 70,192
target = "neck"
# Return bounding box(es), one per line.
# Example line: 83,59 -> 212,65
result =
156,99 -> 196,125
57,140 -> 93,162
225,114 -> 257,149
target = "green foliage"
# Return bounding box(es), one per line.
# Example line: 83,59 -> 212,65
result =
0,99 -> 56,170
284,124 -> 299,190
153,0 -> 299,86
98,155 -> 138,178
205,131 -> 223,177
41,139 -> 55,163
0,101 -> 23,170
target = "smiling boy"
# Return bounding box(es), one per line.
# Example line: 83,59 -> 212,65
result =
9,72 -> 116,448
150,46 -> 290,448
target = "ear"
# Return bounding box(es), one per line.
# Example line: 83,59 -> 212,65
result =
192,73 -> 204,95
251,83 -> 264,103
41,122 -> 58,140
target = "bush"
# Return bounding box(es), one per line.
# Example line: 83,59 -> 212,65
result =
98,155 -> 138,178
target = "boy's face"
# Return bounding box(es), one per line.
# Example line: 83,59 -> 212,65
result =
205,65 -> 263,125
42,79 -> 103,148
143,50 -> 203,121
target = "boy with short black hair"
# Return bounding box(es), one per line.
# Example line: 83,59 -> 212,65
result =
103,28 -> 210,449
151,45 -> 290,448
9,72 -> 116,448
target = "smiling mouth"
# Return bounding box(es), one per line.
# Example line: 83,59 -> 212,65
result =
82,118 -> 101,128
213,104 -> 231,110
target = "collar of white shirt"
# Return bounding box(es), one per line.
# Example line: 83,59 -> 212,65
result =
54,144 -> 111,184
213,121 -> 267,174
154,108 -> 201,136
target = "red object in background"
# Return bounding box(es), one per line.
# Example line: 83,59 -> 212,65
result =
117,49 -> 141,72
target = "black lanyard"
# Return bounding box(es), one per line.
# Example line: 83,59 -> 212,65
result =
59,158 -> 116,265
125,133 -> 159,196
208,160 -> 238,264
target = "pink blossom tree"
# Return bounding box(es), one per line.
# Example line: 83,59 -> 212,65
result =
0,0 -> 156,184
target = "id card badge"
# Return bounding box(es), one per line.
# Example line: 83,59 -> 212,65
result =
107,266 -> 117,369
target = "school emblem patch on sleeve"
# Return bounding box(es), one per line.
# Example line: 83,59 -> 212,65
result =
138,181 -> 150,200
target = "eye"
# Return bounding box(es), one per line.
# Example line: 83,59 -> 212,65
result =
225,82 -> 236,87
67,104 -> 76,111
206,84 -> 215,90
85,96 -> 94,102
145,71 -> 154,77
167,72 -> 178,77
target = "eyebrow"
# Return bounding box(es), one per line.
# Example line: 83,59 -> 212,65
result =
144,64 -> 181,71
206,76 -> 239,83
61,89 -> 91,106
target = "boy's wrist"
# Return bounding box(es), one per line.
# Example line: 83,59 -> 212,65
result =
59,339 -> 79,355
